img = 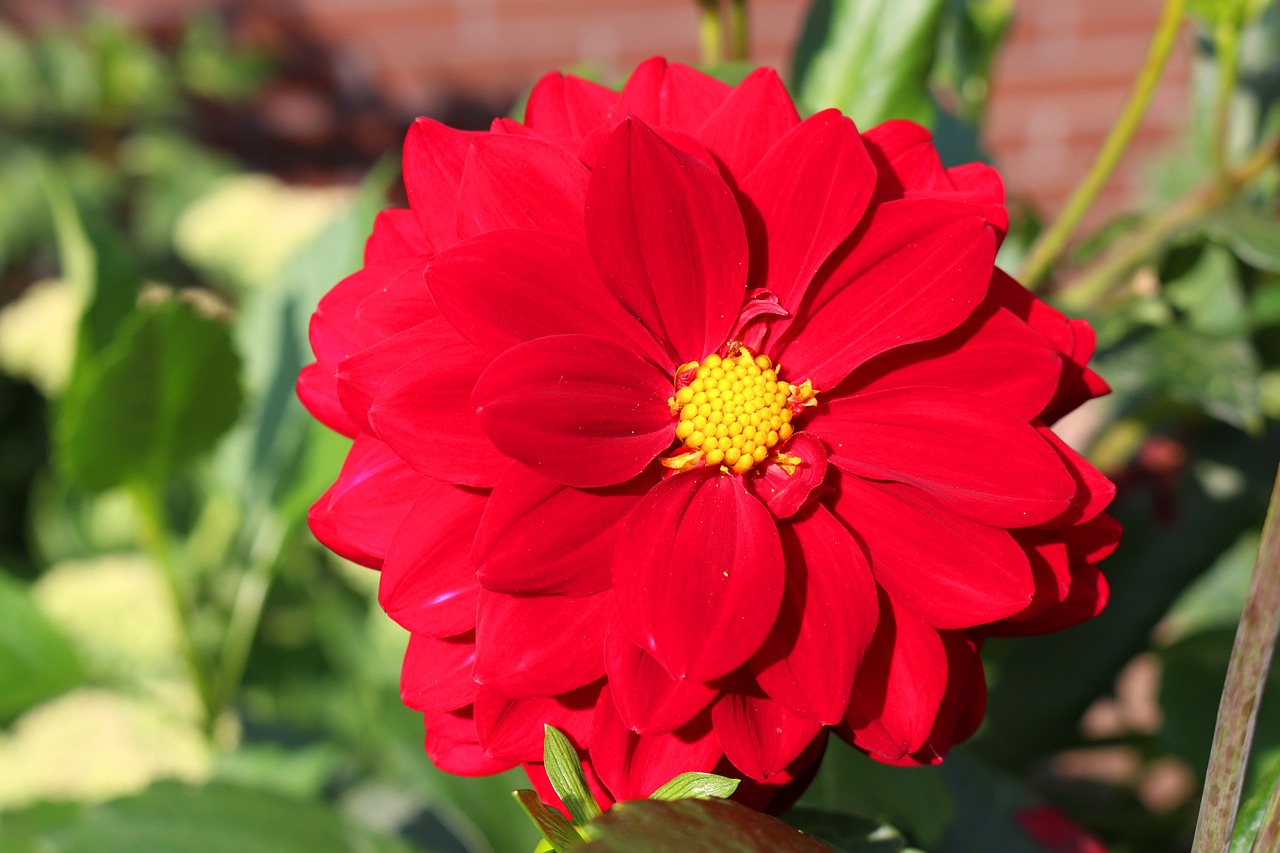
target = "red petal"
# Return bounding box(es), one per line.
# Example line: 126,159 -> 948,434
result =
401,631 -> 477,712
739,110 -> 875,316
363,208 -> 430,264
308,434 -> 428,569
367,321 -> 512,488
337,319 -> 455,435
695,67 -> 800,184
862,120 -> 949,202
814,386 -> 1076,527
586,117 -> 748,364
775,199 -> 995,390
848,305 -> 1063,421
298,362 -> 356,438
613,471 -> 784,681
472,334 -> 674,489
403,118 -> 473,252
455,134 -> 589,240
844,589 -> 949,761
424,228 -> 670,368
591,685 -> 723,800
944,162 -> 1008,240
1038,426 -> 1116,526
524,72 -> 619,139
424,705 -> 516,776
713,672 -> 824,781
746,431 -> 830,520
604,614 -> 718,735
751,504 -> 878,724
473,589 -> 611,697
379,485 -> 486,637
832,474 -> 1034,629
721,734 -> 827,814
617,58 -> 731,130
309,260 -> 417,368
474,464 -> 653,596
474,682 -> 600,763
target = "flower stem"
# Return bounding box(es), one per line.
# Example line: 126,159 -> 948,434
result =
1190,465 -> 1280,853
698,0 -> 724,66
728,0 -> 749,62
1018,0 -> 1187,290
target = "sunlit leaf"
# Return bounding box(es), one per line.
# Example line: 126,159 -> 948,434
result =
580,797 -> 833,852
0,573 -> 84,723
543,724 -> 601,825
649,772 -> 740,802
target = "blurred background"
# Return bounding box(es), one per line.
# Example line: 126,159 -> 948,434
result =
0,1 -> 1278,852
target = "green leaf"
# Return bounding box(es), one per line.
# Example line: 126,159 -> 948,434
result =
0,573 -> 85,722
1204,206 -> 1280,273
1231,752 -> 1280,852
0,782 -> 422,853
649,772 -> 741,802
792,0 -> 946,126
56,297 -> 243,491
580,797 -> 834,852
514,789 -> 584,852
1165,245 -> 1248,336
543,724 -> 602,824
784,809 -> 909,852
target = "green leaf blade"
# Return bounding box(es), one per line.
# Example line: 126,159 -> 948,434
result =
542,724 -> 602,824
649,772 -> 740,802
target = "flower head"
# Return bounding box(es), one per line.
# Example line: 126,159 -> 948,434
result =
299,58 -> 1118,812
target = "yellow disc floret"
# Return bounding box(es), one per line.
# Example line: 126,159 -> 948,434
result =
669,346 -> 794,474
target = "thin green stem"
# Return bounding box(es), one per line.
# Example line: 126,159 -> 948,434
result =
728,0 -> 749,62
1019,0 -> 1186,290
1191,465 -> 1280,853
1212,16 -> 1243,188
698,0 -> 724,66
1252,775 -> 1280,853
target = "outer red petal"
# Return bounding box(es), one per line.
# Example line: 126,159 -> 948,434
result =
524,72 -> 620,139
378,485 -> 486,637
614,471 -> 785,681
775,199 -> 995,390
473,464 -> 653,597
472,334 -> 674,489
832,474 -> 1034,629
455,134 -> 589,241
298,362 -> 356,438
336,319 -> 455,435
738,110 -> 875,316
713,672 -> 824,781
617,58 -> 731,130
424,228 -> 670,369
364,208 -> 430,264
591,685 -> 724,801
1038,425 -> 1116,527
586,117 -> 748,364
473,588 -> 611,698
882,632 -> 986,766
814,386 -> 1076,527
307,434 -> 428,569
721,734 -> 828,815
750,504 -> 878,724
695,67 -> 801,185
401,631 -> 477,712
424,705 -> 516,777
604,614 -> 718,736
403,117 -> 473,252
862,120 -> 950,202
474,682 -> 600,763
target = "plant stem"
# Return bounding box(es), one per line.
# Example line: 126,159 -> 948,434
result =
1190,465 -> 1280,853
698,0 -> 723,66
1211,15 -> 1243,190
1019,0 -> 1187,290
1253,775 -> 1280,853
728,0 -> 749,62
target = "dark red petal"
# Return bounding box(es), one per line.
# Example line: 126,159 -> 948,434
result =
591,685 -> 723,800
844,589 -> 949,762
1037,425 -> 1116,527
586,118 -> 748,364
832,474 -> 1034,629
474,464 -> 653,596
604,614 -> 718,736
337,319 -> 456,435
368,321 -> 512,488
848,306 -> 1063,421
614,471 -> 784,681
524,72 -> 619,138
902,632 -> 987,765
424,228 -> 670,368
364,208 -> 430,265
401,631 -> 477,712
746,431 -> 830,520
472,334 -> 674,489
424,705 -> 516,776
473,589 -> 611,697
298,362 -> 357,438
474,682 -> 600,763
739,110 -> 875,316
751,504 -> 878,724
379,485 -> 486,637
775,199 -> 995,390
814,386 -> 1075,527
861,119 -> 950,203
403,117 -> 473,252
695,67 -> 800,184
722,734 -> 827,815
308,434 -> 427,569
713,672 -> 824,782
455,134 -> 589,240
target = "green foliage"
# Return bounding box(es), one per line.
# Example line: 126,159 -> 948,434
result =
0,574 -> 84,723
649,772 -> 741,802
542,726 -> 602,825
581,798 -> 834,852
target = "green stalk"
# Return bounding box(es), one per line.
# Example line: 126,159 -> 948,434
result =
1252,775 -> 1280,852
1191,465 -> 1280,853
1019,0 -> 1187,290
1211,15 -> 1243,190
728,0 -> 749,62
698,0 -> 724,66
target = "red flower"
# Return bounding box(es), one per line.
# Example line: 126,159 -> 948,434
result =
299,58 -> 1119,811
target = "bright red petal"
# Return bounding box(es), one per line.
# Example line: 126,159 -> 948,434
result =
472,334 -> 674,489
586,117 -> 748,364
695,67 -> 800,184
363,208 -> 430,265
746,431 -> 830,520
424,705 -> 516,776
617,58 -> 731,129
455,134 -> 589,240
604,614 -> 718,736
473,589 -> 611,697
401,631 -> 477,712
713,672 -> 824,781
613,471 -> 784,681
337,319 -> 457,435
474,682 -> 600,763
524,72 -> 619,139
403,117 -> 473,252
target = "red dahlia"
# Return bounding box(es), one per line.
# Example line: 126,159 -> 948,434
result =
299,57 -> 1120,813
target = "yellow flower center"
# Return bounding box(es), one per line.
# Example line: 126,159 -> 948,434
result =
669,347 -> 796,474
